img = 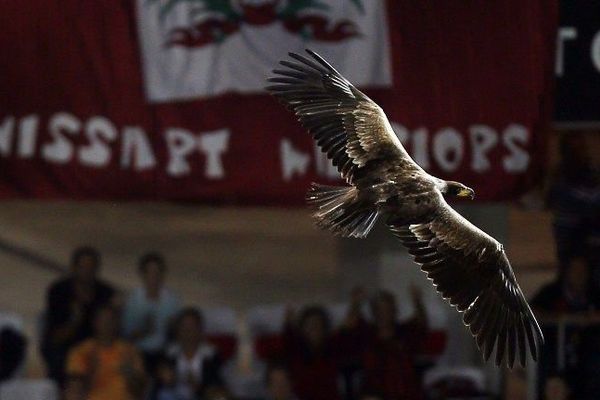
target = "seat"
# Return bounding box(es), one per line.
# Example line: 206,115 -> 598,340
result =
424,366 -> 487,399
202,306 -> 238,361
246,304 -> 287,361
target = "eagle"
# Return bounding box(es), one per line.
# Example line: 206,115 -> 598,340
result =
266,49 -> 543,368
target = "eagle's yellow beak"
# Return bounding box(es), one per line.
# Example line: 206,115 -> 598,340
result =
458,188 -> 475,200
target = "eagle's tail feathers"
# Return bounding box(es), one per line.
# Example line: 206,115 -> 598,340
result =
306,183 -> 379,238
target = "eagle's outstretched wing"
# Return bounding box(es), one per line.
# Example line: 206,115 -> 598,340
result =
388,204 -> 544,368
266,49 -> 418,184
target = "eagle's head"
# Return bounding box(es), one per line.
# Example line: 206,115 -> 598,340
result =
445,181 -> 475,200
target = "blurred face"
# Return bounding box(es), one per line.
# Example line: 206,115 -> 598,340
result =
301,313 -> 326,347
268,369 -> 293,400
141,261 -> 165,291
94,308 -> 119,341
177,315 -> 203,346
73,254 -> 98,283
565,258 -> 589,294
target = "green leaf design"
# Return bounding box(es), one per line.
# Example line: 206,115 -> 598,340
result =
350,0 -> 365,14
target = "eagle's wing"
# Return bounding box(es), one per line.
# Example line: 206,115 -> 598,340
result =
266,49 -> 417,184
388,204 -> 544,368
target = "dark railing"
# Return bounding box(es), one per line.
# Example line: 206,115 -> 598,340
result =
0,236 -> 66,274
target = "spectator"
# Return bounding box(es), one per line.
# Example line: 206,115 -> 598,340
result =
264,363 -> 298,400
362,287 -> 427,400
153,357 -> 184,400
0,326 -> 27,382
41,246 -> 116,384
283,305 -> 341,400
334,287 -> 370,400
547,133 -> 600,280
165,307 -> 225,400
532,255 -> 600,315
122,253 -> 180,371
532,255 -> 600,399
66,305 -> 146,400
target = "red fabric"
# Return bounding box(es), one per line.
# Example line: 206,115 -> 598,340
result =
0,1 -> 557,203
283,324 -> 342,400
288,354 -> 341,400
254,334 -> 285,361
418,330 -> 447,358
205,334 -> 237,361
362,322 -> 426,400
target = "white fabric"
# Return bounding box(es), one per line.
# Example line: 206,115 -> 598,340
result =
246,304 -> 287,335
0,312 -> 23,332
0,379 -> 58,400
202,306 -> 237,335
168,343 -> 217,400
423,366 -> 486,392
136,0 -> 392,102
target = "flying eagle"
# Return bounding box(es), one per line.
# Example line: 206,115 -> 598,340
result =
266,49 -> 543,368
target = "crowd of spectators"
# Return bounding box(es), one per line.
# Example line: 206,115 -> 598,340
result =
1,131 -> 597,400
33,246 -> 435,400
532,132 -> 600,400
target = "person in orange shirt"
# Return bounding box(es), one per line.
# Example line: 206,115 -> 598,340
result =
67,305 -> 147,400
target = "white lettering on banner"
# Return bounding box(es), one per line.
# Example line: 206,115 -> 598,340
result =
198,129 -> 230,179
0,113 -> 532,179
390,123 -> 409,144
591,31 -> 600,73
0,117 -> 15,156
166,128 -> 199,177
502,124 -> 530,173
121,126 -> 157,171
433,128 -> 463,172
281,139 -> 310,181
166,127 -> 232,178
412,127 -> 431,170
392,123 -> 531,174
18,115 -> 39,158
42,112 -> 81,164
80,117 -> 118,167
555,27 -> 578,76
469,125 -> 498,173
313,144 -> 338,179
391,123 -> 429,169
555,26 -> 600,76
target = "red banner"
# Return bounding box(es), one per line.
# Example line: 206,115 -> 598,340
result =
0,1 -> 556,204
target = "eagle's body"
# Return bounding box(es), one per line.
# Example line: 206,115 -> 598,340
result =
267,49 -> 543,368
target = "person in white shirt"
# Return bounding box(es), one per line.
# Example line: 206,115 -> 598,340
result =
122,253 -> 181,370
166,307 -> 224,400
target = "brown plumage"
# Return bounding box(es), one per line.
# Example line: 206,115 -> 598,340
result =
266,49 -> 543,368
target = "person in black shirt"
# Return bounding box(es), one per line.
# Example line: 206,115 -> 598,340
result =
163,307 -> 225,400
532,255 -> 600,315
532,255 -> 600,400
0,326 -> 26,382
40,246 -> 115,385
